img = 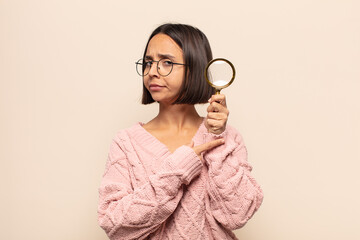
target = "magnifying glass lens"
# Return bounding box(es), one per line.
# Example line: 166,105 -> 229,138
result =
206,58 -> 236,94
207,60 -> 233,87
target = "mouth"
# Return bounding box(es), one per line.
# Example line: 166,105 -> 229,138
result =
149,84 -> 164,91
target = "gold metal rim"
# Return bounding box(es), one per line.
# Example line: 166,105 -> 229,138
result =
204,58 -> 236,92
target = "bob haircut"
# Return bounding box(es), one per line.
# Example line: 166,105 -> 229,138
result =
141,23 -> 215,105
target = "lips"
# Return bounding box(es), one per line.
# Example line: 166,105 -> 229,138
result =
149,84 -> 164,91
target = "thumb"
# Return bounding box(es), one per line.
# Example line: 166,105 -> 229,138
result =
193,138 -> 225,156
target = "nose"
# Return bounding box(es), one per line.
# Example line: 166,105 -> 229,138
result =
148,61 -> 159,77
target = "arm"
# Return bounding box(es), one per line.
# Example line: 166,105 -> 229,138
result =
203,128 -> 263,230
203,94 -> 263,230
97,136 -> 202,240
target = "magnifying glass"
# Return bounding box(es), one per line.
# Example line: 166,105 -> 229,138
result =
205,58 -> 236,94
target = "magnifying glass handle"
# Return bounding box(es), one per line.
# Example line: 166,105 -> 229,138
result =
215,89 -> 221,95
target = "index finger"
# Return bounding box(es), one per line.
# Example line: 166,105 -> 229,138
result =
193,138 -> 225,155
209,94 -> 226,106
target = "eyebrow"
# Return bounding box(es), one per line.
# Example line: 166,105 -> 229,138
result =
145,53 -> 176,60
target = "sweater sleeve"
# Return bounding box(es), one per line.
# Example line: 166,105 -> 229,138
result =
97,137 -> 202,240
203,127 -> 263,230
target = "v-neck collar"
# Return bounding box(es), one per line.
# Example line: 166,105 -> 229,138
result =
131,118 -> 206,156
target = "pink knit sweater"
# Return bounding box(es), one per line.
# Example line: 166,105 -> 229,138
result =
98,121 -> 263,240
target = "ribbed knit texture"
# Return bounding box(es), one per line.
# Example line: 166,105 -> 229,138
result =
98,121 -> 263,240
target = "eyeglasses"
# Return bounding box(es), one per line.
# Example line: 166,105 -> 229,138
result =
135,58 -> 186,77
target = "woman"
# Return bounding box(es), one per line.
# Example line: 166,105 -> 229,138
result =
98,23 -> 263,240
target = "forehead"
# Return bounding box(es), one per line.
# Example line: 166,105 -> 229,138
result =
146,33 -> 183,59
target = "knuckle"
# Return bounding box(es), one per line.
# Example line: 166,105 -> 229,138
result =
208,112 -> 215,118
219,112 -> 226,118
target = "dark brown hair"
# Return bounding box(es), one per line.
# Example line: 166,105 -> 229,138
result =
141,23 -> 215,104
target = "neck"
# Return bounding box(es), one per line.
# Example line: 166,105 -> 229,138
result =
152,103 -> 202,129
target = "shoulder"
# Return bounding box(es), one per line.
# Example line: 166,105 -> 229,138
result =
108,123 -> 143,156
224,125 -> 247,150
110,122 -> 157,153
226,124 -> 245,141
112,122 -> 144,143
105,123 -> 144,171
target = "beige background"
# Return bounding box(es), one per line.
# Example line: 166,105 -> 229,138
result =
1,0 -> 359,239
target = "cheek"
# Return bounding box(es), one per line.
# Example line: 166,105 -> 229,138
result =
173,72 -> 185,87
178,76 -> 185,89
143,77 -> 149,88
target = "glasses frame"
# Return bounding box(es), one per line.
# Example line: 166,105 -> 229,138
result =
135,58 -> 186,77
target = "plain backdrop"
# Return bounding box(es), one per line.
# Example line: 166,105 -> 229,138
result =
1,0 -> 359,239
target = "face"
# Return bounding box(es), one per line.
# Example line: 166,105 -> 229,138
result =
143,33 -> 185,104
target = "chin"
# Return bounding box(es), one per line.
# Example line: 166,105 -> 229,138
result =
151,94 -> 170,102
153,98 -> 176,105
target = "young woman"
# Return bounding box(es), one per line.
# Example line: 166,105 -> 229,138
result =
98,23 -> 263,240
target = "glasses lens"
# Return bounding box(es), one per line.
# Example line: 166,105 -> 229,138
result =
158,59 -> 173,76
136,59 -> 149,76
136,59 -> 175,76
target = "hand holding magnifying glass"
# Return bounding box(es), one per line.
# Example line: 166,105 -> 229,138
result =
204,58 -> 235,134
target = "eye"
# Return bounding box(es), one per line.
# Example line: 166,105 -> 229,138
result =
163,60 -> 173,66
